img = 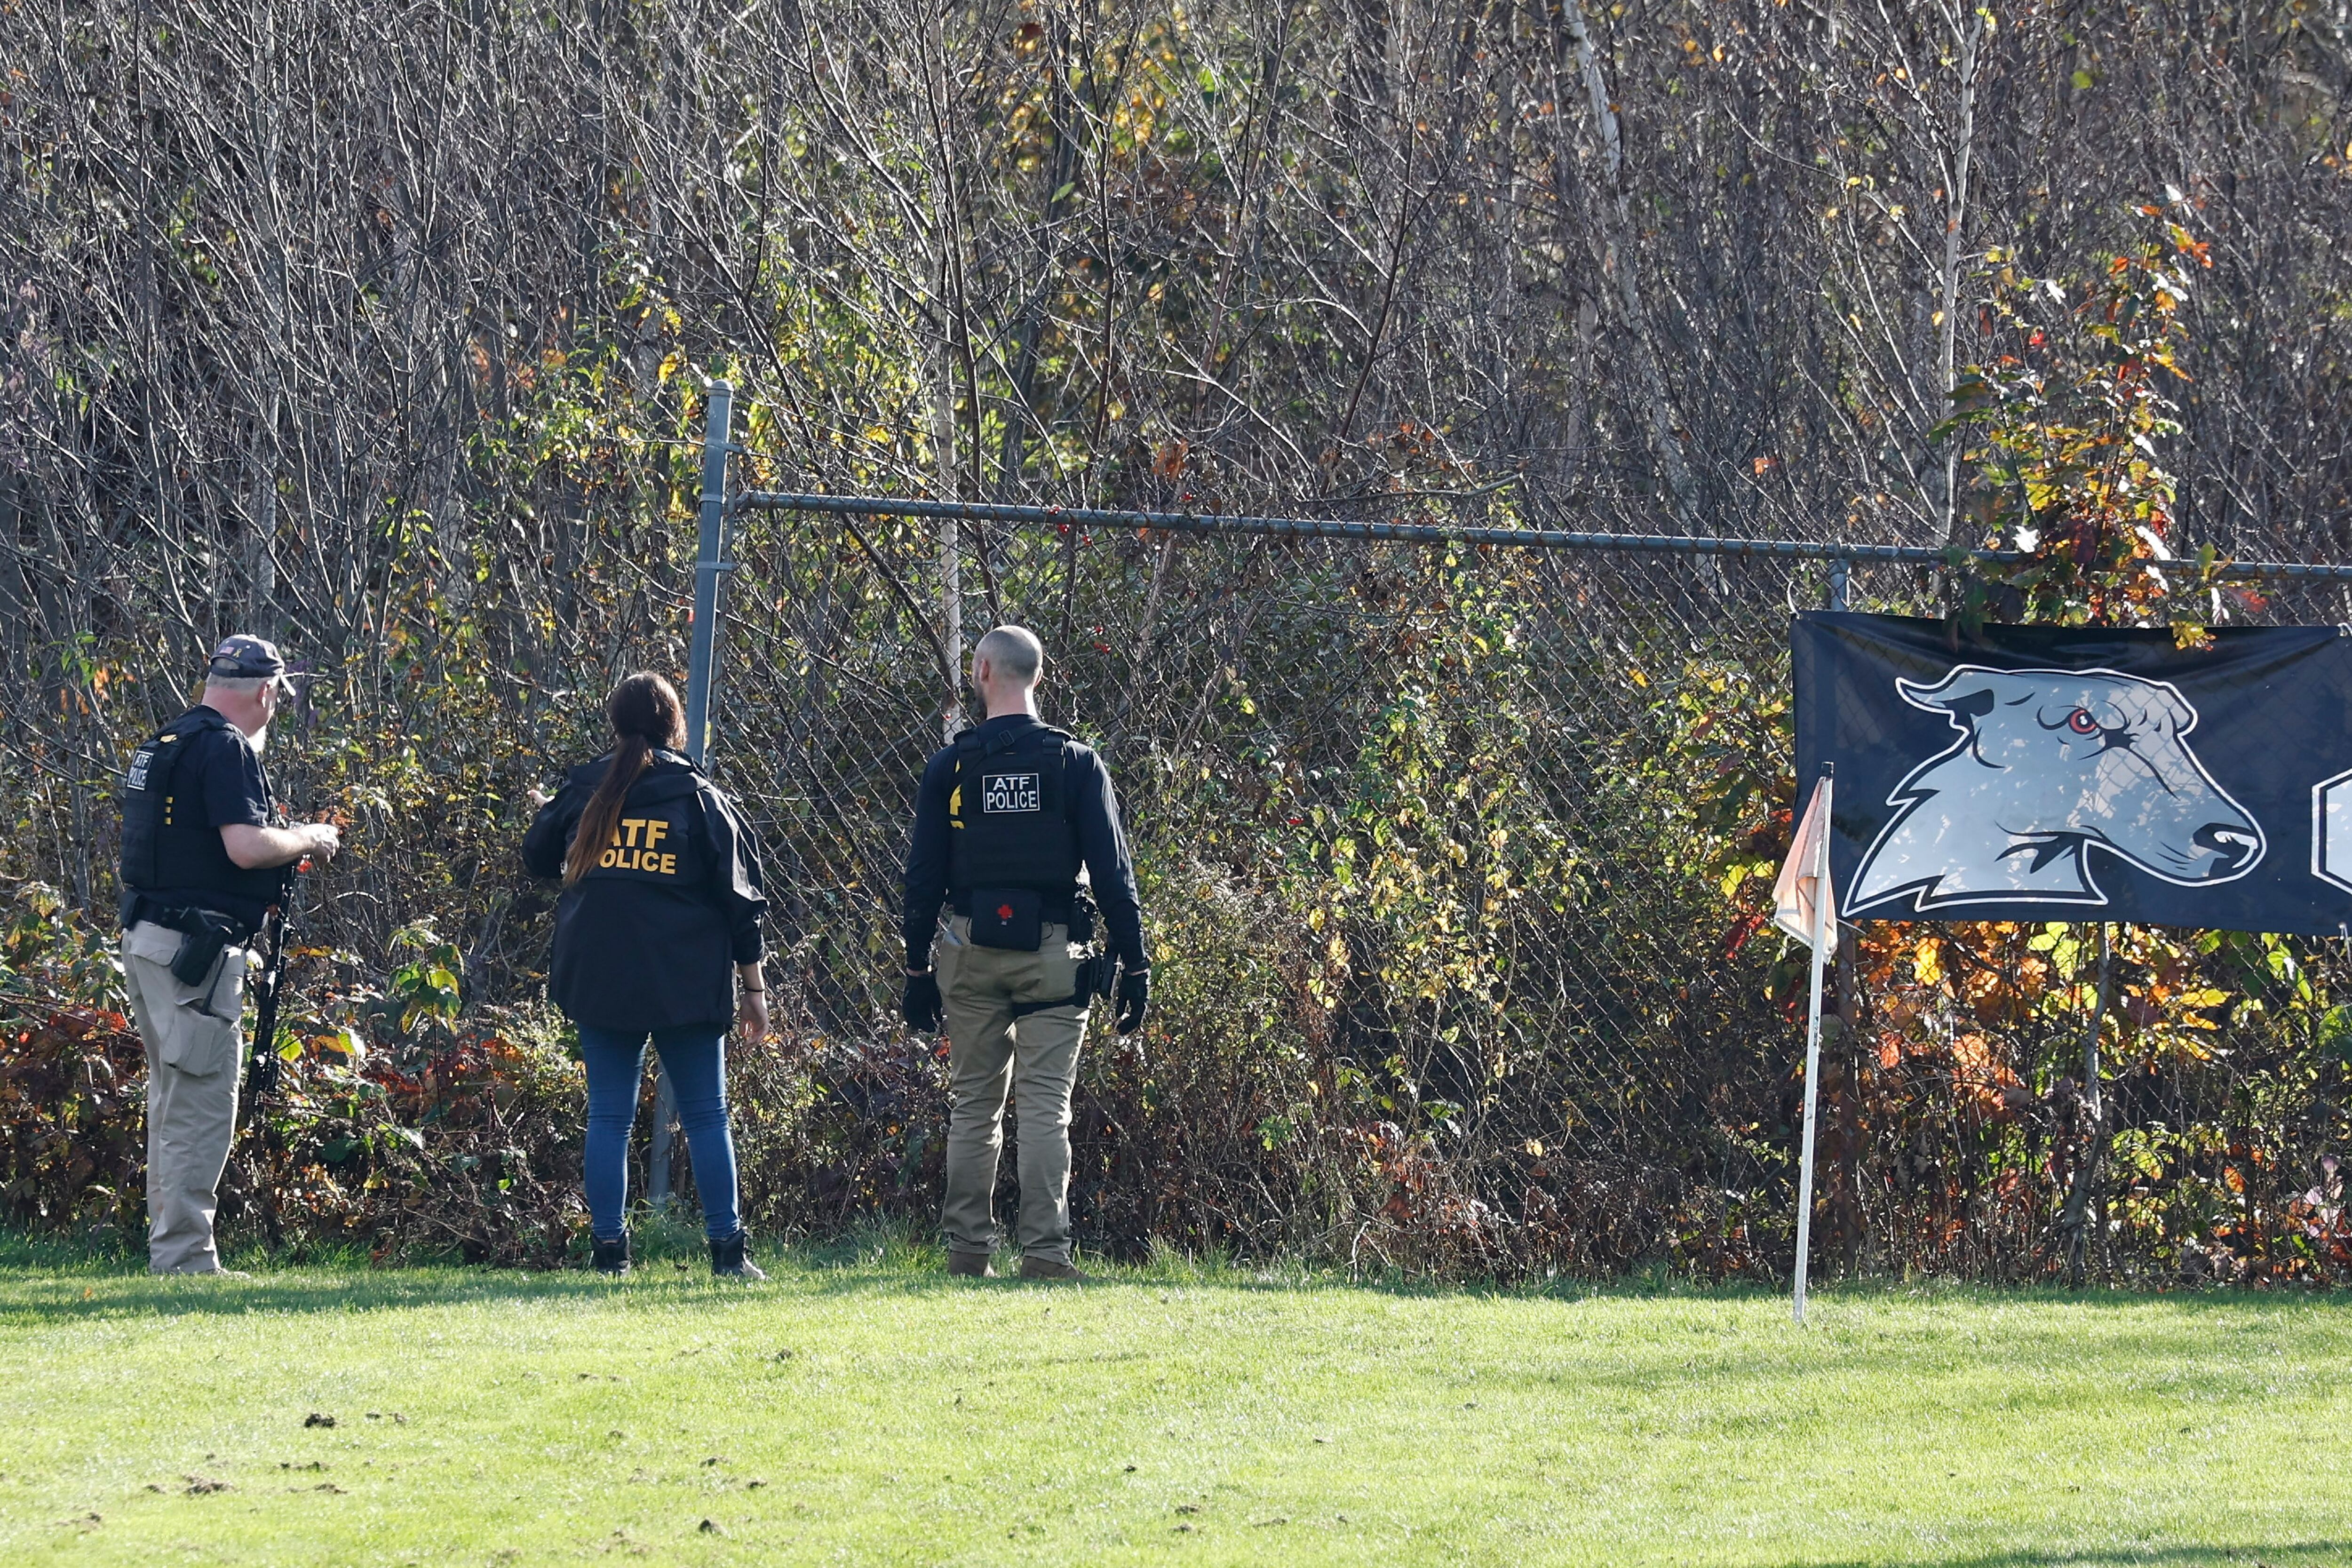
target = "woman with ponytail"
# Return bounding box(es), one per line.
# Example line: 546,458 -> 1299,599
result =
523,673 -> 771,1279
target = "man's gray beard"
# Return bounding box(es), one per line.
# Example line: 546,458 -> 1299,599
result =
246,726 -> 269,756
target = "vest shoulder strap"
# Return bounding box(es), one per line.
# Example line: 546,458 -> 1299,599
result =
955,723 -> 1074,755
137,708 -> 232,791
156,706 -> 232,746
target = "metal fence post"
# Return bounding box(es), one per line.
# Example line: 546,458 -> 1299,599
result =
685,380 -> 734,767
656,380 -> 732,1218
1829,557 -> 1850,613
646,1069 -> 680,1213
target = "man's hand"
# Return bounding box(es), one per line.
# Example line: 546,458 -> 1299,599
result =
902,971 -> 943,1033
1114,967 -> 1150,1036
302,822 -> 342,863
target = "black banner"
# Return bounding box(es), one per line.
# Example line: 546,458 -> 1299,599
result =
1793,612 -> 2352,937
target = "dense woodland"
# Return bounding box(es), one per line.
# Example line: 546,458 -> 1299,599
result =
4,0 -> 2352,1278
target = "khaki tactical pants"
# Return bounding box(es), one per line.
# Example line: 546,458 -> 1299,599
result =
936,915 -> 1089,1265
120,921 -> 250,1274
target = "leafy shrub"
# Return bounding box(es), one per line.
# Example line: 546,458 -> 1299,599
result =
0,883 -> 591,1264
0,883 -> 143,1235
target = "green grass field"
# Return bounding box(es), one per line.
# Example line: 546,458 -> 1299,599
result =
0,1235 -> 2346,1567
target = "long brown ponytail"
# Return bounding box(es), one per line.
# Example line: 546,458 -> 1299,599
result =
563,672 -> 688,887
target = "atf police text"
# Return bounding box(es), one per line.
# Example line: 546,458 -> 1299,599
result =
600,817 -> 680,875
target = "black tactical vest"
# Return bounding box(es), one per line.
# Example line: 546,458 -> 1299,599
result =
119,708 -> 290,912
946,724 -> 1082,892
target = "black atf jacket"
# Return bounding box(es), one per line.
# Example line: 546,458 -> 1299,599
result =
522,750 -> 769,1032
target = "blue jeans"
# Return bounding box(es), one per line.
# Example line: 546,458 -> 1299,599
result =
577,1025 -> 742,1242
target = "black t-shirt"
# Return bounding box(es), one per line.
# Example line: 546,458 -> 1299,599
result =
191,721 -> 273,833
145,712 -> 278,928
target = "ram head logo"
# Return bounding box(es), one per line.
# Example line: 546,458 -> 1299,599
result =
1848,665 -> 2265,914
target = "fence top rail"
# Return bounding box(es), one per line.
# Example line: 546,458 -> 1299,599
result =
727,491 -> 2352,583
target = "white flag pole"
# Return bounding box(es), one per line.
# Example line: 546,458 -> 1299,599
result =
1793,764 -> 1835,1326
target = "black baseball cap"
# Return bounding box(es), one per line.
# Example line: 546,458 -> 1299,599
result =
207,635 -> 297,694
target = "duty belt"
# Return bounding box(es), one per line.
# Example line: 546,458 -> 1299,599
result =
951,888 -> 1080,921
122,894 -> 255,945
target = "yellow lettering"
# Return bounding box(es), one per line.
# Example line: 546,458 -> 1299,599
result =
621,818 -> 644,847
644,819 -> 669,852
599,847 -> 619,868
658,853 -> 677,876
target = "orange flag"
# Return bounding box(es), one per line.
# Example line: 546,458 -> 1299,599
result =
1772,775 -> 1836,949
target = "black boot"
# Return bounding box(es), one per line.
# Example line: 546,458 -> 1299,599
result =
591,1233 -> 631,1276
709,1231 -> 767,1282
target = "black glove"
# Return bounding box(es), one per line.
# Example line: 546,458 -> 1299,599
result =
902,971 -> 943,1033
1114,967 -> 1150,1036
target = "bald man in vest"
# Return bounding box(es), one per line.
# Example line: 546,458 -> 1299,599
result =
900,626 -> 1150,1281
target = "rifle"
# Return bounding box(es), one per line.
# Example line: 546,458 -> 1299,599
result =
245,903 -> 289,1099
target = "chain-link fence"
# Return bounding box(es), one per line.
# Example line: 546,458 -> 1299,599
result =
684,433 -> 2352,1282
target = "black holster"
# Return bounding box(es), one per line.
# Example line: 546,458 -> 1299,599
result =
1008,948 -> 1116,1021
169,911 -> 243,987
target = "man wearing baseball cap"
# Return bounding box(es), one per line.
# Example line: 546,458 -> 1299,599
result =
118,636 -> 341,1274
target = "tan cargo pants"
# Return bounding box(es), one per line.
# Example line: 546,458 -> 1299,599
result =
936,915 -> 1089,1265
120,920 -> 250,1274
